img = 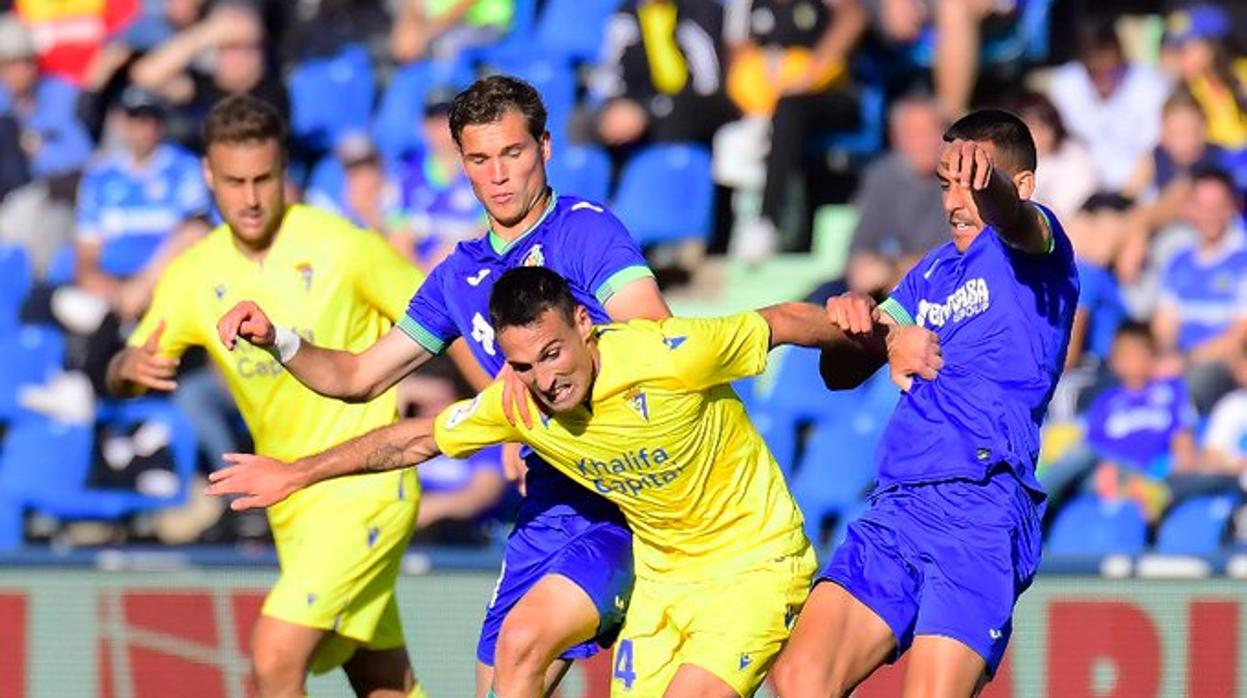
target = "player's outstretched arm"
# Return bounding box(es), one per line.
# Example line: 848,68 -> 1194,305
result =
819,292 -> 944,392
206,417 -> 442,510
218,300 -> 433,402
941,138 -> 1051,255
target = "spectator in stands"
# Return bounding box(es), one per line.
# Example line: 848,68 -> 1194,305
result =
306,132 -> 400,235
870,0 -> 1027,118
1042,322 -> 1198,521
73,87 -> 211,323
843,93 -> 946,297
1016,91 -> 1100,225
388,89 -> 484,270
414,446 -> 510,545
0,13 -> 92,275
12,0 -> 138,87
390,0 -> 513,64
129,1 -> 289,152
1201,336 -> 1247,475
584,0 -> 736,154
1152,166 -> 1247,413
1162,3 -> 1247,151
723,0 -> 867,258
1046,21 -> 1172,191
1066,193 -> 1131,370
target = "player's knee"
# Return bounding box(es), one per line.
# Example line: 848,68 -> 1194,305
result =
494,622 -> 555,675
250,636 -> 307,694
771,653 -> 851,698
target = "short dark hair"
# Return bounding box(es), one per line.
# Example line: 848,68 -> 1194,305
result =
1079,191 -> 1134,213
943,108 -> 1037,174
449,75 -> 547,148
1013,91 -> 1067,146
1114,321 -> 1155,350
1190,164 -> 1238,199
202,95 -> 286,149
489,267 -> 577,331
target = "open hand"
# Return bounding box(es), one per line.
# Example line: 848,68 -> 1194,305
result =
117,320 -> 179,391
205,453 -> 304,511
885,325 -> 943,392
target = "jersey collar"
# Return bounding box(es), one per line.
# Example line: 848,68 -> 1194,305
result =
487,188 -> 558,256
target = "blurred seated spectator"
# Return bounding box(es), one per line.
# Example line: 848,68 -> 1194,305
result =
1042,322 -> 1198,521
414,446 -> 510,545
390,0 -> 513,64
1046,21 -> 1172,192
73,87 -> 210,323
129,1 -> 289,152
13,0 -> 138,86
723,0 -> 866,259
1065,193 -> 1131,370
387,90 -> 484,270
870,0 -> 1026,118
583,0 -> 736,156
1152,166 -> 1247,413
277,0 -> 390,64
306,132 -> 401,236
1161,3 -> 1247,151
0,13 -> 91,274
843,92 -> 946,297
1201,336 -> 1247,475
1015,91 -> 1099,224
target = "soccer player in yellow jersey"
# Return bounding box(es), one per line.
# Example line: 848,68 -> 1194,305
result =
206,266 -> 939,697
103,95 -> 477,698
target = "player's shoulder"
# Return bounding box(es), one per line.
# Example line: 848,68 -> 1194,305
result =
551,194 -> 623,231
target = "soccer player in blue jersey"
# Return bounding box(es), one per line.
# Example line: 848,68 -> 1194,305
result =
772,109 -> 1080,697
217,76 -> 669,697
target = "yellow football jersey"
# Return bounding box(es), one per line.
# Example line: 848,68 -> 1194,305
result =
434,311 -> 809,579
130,204 -> 422,488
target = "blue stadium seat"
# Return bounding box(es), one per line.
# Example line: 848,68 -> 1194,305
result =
373,59 -> 476,159
546,144 -> 612,203
532,0 -> 621,63
484,54 -> 577,141
290,44 -> 376,154
1047,495 -> 1148,556
611,143 -> 713,247
0,325 -> 66,424
824,81 -> 886,157
0,243 -> 32,335
790,413 -> 885,544
1156,494 -> 1239,556
0,399 -> 198,521
905,0 -> 1054,67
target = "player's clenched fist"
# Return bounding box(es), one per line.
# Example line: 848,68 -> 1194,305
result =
886,325 -> 943,392
218,300 -> 275,350
825,291 -> 878,335
939,138 -> 995,191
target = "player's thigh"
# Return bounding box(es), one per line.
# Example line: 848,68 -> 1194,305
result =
903,635 -> 989,698
773,580 -> 896,696
498,573 -> 601,663
610,579 -> 683,696
663,663 -> 740,698
251,614 -> 325,676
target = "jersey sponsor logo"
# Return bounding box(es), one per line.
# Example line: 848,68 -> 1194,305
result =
662,336 -> 686,351
624,388 -> 649,421
466,268 -> 492,286
571,201 -> 604,213
445,395 -> 483,429
296,262 -> 314,291
470,312 -> 497,356
578,448 -> 687,497
521,244 -> 545,267
915,278 -> 990,328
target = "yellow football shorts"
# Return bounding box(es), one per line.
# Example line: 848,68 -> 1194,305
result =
262,468 -> 419,674
610,545 -> 816,696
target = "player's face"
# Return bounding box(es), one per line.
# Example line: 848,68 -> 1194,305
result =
457,108 -> 551,229
122,113 -> 163,160
937,140 -> 1033,252
203,139 -> 287,249
498,306 -> 597,414
1184,179 -> 1236,244
1109,334 -> 1154,389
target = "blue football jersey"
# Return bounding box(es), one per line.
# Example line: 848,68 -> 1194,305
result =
75,143 -> 209,277
876,203 -> 1079,493
399,191 -> 654,517
1159,240 -> 1247,353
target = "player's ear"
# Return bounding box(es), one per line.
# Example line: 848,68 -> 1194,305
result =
1012,170 -> 1035,201
540,131 -> 552,164
574,305 -> 592,340
201,156 -> 215,191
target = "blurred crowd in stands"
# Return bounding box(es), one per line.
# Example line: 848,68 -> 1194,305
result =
0,0 -> 1243,559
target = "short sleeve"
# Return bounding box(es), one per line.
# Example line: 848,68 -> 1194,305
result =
398,261 -> 458,354
662,312 -> 772,390
127,258 -> 201,359
880,265 -> 921,326
347,221 -> 425,321
562,202 -> 655,306
432,383 -> 520,458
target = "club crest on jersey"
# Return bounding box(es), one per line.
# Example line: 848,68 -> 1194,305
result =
521,244 -> 545,267
296,262 -> 314,291
623,388 -> 649,421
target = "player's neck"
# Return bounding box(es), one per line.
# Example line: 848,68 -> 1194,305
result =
490,187 -> 552,243
229,208 -> 287,262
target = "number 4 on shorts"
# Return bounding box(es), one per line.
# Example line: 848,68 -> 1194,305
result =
613,639 -> 636,689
